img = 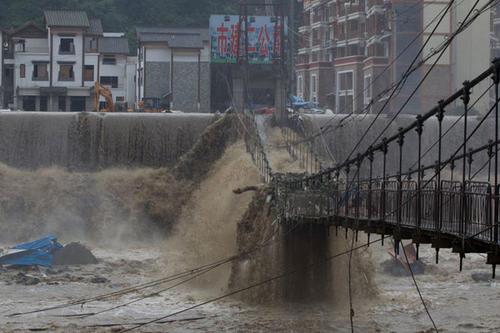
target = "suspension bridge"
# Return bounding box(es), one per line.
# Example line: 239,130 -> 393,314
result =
244,58 -> 500,279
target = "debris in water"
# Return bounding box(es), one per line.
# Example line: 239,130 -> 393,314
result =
91,275 -> 109,284
0,237 -> 97,268
14,272 -> 40,286
52,242 -> 98,266
0,236 -> 62,268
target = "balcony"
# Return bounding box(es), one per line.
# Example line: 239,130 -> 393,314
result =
366,0 -> 386,8
344,2 -> 364,16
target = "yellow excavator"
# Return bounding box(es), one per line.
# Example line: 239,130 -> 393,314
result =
93,82 -> 115,113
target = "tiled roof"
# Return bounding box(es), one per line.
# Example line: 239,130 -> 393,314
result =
44,10 -> 90,28
98,37 -> 130,55
87,19 -> 103,35
136,27 -> 209,49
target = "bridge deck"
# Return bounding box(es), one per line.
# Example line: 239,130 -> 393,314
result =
279,181 -> 500,265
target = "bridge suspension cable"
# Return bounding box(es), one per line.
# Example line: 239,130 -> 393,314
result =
337,0 -> 488,168
288,0 -> 495,165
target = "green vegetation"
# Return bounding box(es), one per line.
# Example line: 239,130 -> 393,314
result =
0,0 -> 236,53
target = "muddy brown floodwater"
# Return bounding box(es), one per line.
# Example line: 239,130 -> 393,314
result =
0,116 -> 499,332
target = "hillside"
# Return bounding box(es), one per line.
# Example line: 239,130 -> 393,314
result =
0,0 -> 237,53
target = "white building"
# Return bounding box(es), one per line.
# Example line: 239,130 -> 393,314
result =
8,10 -> 135,111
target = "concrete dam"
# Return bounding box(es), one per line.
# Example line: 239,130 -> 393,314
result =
0,112 -> 214,170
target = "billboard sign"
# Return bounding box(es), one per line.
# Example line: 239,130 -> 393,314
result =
210,15 -> 285,64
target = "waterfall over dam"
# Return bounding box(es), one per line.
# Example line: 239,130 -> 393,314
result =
0,112 -> 214,170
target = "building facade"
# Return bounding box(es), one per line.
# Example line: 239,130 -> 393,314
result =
136,27 -> 211,113
4,10 -> 134,112
296,0 -> 458,115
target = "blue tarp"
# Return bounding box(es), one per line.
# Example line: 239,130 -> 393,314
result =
0,236 -> 63,268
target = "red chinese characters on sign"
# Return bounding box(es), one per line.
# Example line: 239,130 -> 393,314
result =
273,25 -> 281,56
217,23 -> 229,56
230,23 -> 241,56
211,15 -> 285,63
246,26 -> 257,53
258,25 -> 270,56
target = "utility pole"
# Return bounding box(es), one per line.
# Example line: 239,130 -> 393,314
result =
288,0 -> 296,95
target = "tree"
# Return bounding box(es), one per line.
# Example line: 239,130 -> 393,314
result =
0,0 -> 237,54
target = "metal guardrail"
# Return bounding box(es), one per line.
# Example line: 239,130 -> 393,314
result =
270,58 -> 500,272
241,112 -> 274,184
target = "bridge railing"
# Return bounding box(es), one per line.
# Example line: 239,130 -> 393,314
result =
275,58 -> 500,262
241,112 -> 274,183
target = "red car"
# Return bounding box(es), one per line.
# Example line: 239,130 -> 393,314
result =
252,106 -> 275,115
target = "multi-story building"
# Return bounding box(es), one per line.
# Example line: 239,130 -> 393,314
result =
296,0 -> 458,115
135,27 -> 211,113
5,10 -> 134,111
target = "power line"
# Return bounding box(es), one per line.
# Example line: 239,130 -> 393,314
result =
349,0 -> 495,161
284,0 -> 464,153
338,0 -> 465,166
291,0 -> 462,133
291,0 -> 492,165
401,241 -> 439,332
119,237 -> 384,332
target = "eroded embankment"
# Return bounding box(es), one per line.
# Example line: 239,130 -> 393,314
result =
229,118 -> 376,306
0,114 -> 244,244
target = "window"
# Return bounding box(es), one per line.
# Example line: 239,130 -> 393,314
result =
33,63 -> 48,81
15,40 -> 25,52
339,72 -> 353,91
100,76 -> 118,88
20,64 -> 25,78
298,76 -> 303,97
364,75 -> 372,107
337,71 -> 355,113
59,64 -> 74,81
376,43 -> 387,57
311,74 -> 317,95
103,57 -> 116,65
58,96 -> 67,111
40,96 -> 48,111
84,65 -> 94,81
86,37 -> 98,52
59,38 -> 75,54
116,96 -> 125,102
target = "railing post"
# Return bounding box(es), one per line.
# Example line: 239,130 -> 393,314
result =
468,148 -> 474,181
460,80 -> 472,271
397,128 -> 405,240
381,138 -> 388,246
367,147 -> 374,246
435,100 -> 445,264
488,139 -> 494,183
416,115 -> 424,257
493,58 -> 500,278
356,153 -> 362,242
345,164 -> 351,239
